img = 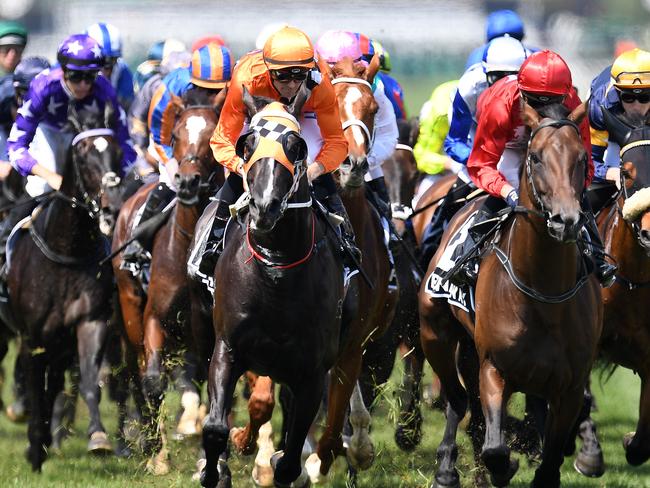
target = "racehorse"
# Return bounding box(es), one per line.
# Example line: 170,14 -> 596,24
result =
304,54 -> 396,480
6,103 -> 123,471
593,108 -> 650,467
199,85 -> 346,488
420,100 -> 602,487
112,90 -> 222,473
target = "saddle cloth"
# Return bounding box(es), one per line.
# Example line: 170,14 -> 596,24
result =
423,211 -> 479,313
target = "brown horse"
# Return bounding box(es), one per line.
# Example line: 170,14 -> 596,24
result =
594,109 -> 650,467
303,55 -> 396,481
420,101 -> 602,487
112,94 -> 222,473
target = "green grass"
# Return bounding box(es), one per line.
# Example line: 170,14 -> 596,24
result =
0,343 -> 648,487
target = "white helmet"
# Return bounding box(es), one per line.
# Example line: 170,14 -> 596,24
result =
85,22 -> 122,58
482,36 -> 527,73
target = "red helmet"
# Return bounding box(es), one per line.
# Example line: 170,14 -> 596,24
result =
517,50 -> 572,96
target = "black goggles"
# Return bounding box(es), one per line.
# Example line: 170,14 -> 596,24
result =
486,71 -> 517,86
619,90 -> 650,104
522,91 -> 565,109
270,68 -> 309,82
65,70 -> 98,84
103,57 -> 118,70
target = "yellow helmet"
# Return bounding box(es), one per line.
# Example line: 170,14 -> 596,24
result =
611,48 -> 650,89
263,26 -> 315,70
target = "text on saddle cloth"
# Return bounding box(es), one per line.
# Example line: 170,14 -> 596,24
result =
424,211 -> 480,313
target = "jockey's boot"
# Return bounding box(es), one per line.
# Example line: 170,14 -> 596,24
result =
323,192 -> 363,269
121,183 -> 175,269
197,199 -> 232,276
582,199 -> 617,288
367,176 -> 392,220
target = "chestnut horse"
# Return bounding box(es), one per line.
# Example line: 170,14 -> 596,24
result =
303,55 -> 396,481
6,105 -> 123,471
112,93 -> 222,473
199,87 -> 347,488
594,108 -> 650,467
420,101 -> 602,487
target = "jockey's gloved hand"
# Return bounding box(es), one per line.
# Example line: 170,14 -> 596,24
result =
505,189 -> 519,209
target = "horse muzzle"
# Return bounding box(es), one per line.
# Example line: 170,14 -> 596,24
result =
547,211 -> 582,243
338,156 -> 368,189
175,173 -> 201,206
249,198 -> 282,233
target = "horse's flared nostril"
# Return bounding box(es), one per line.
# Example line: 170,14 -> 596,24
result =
641,229 -> 650,241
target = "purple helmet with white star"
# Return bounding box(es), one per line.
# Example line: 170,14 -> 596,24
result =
57,33 -> 104,71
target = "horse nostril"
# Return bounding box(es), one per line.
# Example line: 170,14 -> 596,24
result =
191,174 -> 201,186
173,174 -> 182,187
641,229 -> 650,241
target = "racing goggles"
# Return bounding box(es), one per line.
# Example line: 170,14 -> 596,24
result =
522,91 -> 565,109
619,89 -> 650,104
65,70 -> 98,84
486,71 -> 517,86
270,68 -> 309,82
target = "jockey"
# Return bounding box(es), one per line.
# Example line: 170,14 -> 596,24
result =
85,22 -> 135,111
134,38 -> 186,91
0,20 -> 27,78
316,30 -> 399,218
120,43 -> 232,269
195,26 -> 355,276
418,36 -> 527,268
448,50 -> 616,287
7,33 -> 135,198
412,79 -> 459,204
355,33 -> 407,121
588,48 -> 650,189
465,9 -> 537,69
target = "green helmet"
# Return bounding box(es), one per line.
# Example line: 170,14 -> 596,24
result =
370,39 -> 391,72
0,21 -> 27,47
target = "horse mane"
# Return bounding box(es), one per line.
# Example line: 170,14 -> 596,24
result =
618,110 -> 650,129
397,118 -> 419,147
183,87 -> 217,107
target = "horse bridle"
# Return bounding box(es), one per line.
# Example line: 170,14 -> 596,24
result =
331,77 -> 376,152
524,118 -> 582,221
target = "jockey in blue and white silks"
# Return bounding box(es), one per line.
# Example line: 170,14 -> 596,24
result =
7,33 -> 135,197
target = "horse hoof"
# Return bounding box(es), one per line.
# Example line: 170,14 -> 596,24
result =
252,462 -> 274,487
345,429 -> 375,471
394,418 -> 422,452
304,452 -> 325,484
175,391 -> 201,439
623,431 -> 650,466
573,450 -> 605,478
482,446 -> 518,488
192,458 -> 207,482
88,431 -> 113,455
229,426 -> 253,455
114,439 -> 132,458
432,470 -> 460,488
146,448 -> 170,476
6,401 -> 28,423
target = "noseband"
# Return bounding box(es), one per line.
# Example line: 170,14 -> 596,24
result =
331,77 -> 376,151
525,118 -> 582,220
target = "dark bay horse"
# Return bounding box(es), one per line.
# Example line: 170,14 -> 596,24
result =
6,104 -> 123,471
303,55 -> 396,481
200,87 -> 346,488
594,109 -> 650,467
112,93 -> 222,473
420,101 -> 602,487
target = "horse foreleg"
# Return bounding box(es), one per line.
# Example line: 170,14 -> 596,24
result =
395,342 -> 425,451
309,348 -> 363,479
572,383 -> 604,477
229,373 -> 273,455
273,374 -> 325,487
531,387 -> 583,488
479,359 -> 517,487
173,348 -> 202,439
420,306 -> 466,488
624,373 -> 650,465
345,380 -> 374,471
25,347 -> 48,471
77,319 -> 112,455
201,338 -> 241,488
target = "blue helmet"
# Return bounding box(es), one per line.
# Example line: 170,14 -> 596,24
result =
13,56 -> 50,90
57,34 -> 104,71
486,9 -> 525,42
85,22 -> 122,58
147,41 -> 165,61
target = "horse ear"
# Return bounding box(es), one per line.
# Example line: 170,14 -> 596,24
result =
568,101 -> 588,126
235,130 -> 259,161
601,105 -> 633,146
213,87 -> 228,115
67,101 -> 82,133
521,99 -> 541,130
288,82 -> 309,118
170,92 -> 184,115
242,85 -> 257,118
104,102 -> 115,129
365,53 -> 380,84
408,117 -> 420,148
